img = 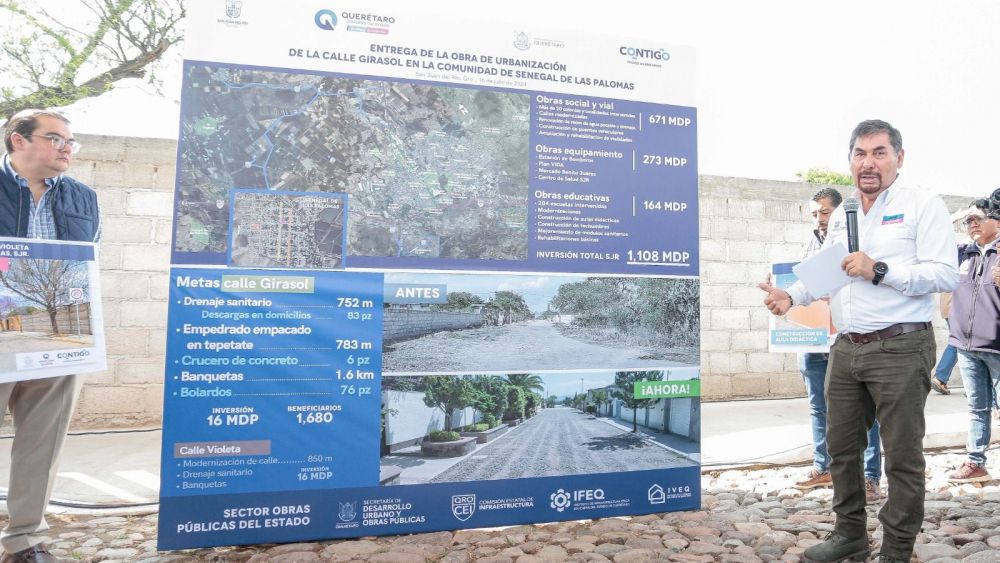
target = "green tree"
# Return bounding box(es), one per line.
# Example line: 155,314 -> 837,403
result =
796,168 -> 853,186
612,370 -> 664,432
468,375 -> 508,421
421,375 -> 475,431
505,373 -> 544,394
0,0 -> 185,116
546,394 -> 557,408
503,386 -> 526,421
438,291 -> 483,310
524,392 -> 541,417
591,390 -> 607,416
483,290 -> 532,326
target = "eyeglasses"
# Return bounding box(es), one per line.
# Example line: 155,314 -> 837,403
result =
22,133 -> 81,154
962,215 -> 987,227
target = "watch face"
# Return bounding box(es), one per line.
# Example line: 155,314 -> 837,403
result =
874,261 -> 888,275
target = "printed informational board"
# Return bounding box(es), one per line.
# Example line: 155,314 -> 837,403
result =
159,0 -> 700,550
0,237 -> 106,382
768,262 -> 836,353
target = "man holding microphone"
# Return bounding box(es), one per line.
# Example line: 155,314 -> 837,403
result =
759,119 -> 957,563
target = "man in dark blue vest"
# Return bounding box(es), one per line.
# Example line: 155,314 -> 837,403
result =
0,109 -> 100,563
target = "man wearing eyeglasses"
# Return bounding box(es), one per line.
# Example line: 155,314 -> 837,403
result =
0,109 -> 99,563
946,203 -> 1000,484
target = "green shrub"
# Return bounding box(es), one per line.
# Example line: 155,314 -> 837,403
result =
482,413 -> 498,427
428,430 -> 460,442
585,405 -> 597,415
468,423 -> 489,432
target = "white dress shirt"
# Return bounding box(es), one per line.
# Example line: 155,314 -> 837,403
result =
787,183 -> 958,333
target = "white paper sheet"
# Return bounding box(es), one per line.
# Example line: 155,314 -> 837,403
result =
792,241 -> 853,298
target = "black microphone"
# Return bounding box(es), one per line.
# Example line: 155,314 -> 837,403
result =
843,197 -> 860,253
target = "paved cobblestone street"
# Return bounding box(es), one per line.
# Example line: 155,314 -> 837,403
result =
13,448 -> 1000,562
429,408 -> 694,484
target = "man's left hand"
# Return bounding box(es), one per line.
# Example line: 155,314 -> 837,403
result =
841,251 -> 876,280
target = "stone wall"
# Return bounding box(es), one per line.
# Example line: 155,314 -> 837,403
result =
25,135 -> 966,427
383,309 -> 483,343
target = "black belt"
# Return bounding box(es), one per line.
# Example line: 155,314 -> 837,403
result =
844,322 -> 932,345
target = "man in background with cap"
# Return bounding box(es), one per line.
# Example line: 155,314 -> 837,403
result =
945,200 -> 1000,484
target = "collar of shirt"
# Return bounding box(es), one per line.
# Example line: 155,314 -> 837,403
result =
973,236 -> 1000,253
2,153 -> 60,190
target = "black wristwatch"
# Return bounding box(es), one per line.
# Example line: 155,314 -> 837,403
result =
872,261 -> 889,286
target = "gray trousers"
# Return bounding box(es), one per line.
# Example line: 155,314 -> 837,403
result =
827,328 -> 934,560
0,374 -> 82,554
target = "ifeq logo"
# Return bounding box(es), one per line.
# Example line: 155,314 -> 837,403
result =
315,9 -> 337,30
452,494 -> 476,521
549,489 -> 571,512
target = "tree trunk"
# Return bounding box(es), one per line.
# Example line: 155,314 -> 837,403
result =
48,308 -> 60,334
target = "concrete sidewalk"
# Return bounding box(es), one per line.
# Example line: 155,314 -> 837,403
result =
0,389 -> 976,510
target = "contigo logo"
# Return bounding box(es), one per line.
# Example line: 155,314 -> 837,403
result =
315,9 -> 337,30
619,46 -> 671,61
57,350 -> 90,360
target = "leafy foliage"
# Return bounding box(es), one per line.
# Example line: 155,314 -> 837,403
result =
524,391 -> 541,416
421,375 -> 475,431
550,277 -> 699,347
468,375 -> 508,421
482,290 -> 532,326
796,168 -> 853,186
436,291 -> 484,310
428,430 -> 460,442
613,370 -> 664,432
0,0 -> 185,116
503,385 -> 526,420
505,373 -> 543,394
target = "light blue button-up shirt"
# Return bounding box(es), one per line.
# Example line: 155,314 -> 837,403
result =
2,154 -> 59,240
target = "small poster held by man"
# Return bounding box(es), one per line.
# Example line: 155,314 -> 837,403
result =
768,261 -> 836,353
0,237 -> 106,382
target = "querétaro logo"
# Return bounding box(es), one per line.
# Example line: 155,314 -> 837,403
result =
338,501 -> 357,522
315,9 -> 337,31
514,32 -> 532,51
619,46 -> 671,62
452,494 -> 476,521
218,0 -> 248,27
549,489 -> 571,512
224,0 -> 242,19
